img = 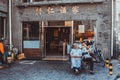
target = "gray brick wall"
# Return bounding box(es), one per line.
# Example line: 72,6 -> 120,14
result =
0,0 -> 7,12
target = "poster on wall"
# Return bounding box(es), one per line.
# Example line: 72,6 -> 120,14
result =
78,25 -> 85,33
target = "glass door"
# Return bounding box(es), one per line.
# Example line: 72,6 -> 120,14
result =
42,21 -> 72,61
43,27 -> 71,60
44,27 -> 71,56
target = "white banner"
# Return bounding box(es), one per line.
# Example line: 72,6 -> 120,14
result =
78,25 -> 85,33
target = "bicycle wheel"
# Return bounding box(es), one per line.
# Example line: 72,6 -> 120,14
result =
99,55 -> 105,67
96,51 -> 105,67
100,59 -> 105,67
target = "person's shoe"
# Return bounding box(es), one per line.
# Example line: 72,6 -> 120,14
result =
75,69 -> 79,74
89,70 -> 94,74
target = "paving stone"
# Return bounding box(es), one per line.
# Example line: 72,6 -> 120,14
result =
0,60 -> 119,80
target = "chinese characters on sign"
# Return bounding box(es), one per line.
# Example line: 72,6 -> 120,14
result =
60,6 -> 66,14
47,7 -> 55,14
35,6 -> 79,15
72,6 -> 79,14
36,7 -> 42,15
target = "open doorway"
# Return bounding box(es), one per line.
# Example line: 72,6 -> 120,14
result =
44,27 -> 71,56
42,20 -> 73,60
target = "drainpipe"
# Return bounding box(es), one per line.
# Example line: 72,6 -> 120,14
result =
71,21 -> 73,44
111,0 -> 114,57
9,0 -> 12,50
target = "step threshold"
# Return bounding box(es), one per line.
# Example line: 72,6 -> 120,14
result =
42,56 -> 69,61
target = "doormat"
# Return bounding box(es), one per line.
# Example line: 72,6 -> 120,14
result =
19,61 -> 36,64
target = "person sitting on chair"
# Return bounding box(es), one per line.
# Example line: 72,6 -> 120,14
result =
70,43 -> 82,74
81,44 -> 94,74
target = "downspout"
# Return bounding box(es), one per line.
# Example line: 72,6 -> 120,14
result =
9,0 -> 12,50
111,0 -> 114,57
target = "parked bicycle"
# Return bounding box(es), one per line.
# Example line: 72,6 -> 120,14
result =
94,49 -> 105,67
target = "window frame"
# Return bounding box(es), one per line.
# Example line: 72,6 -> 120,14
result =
23,22 -> 39,40
0,17 -> 7,39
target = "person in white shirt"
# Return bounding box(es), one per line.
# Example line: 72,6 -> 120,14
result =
81,44 -> 94,74
70,43 -> 82,74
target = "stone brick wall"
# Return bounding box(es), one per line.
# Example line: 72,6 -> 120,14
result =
0,0 -> 7,12
116,17 -> 120,58
115,0 -> 120,58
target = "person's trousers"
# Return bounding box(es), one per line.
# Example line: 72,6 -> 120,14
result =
0,53 -> 3,65
82,58 -> 94,71
71,58 -> 82,69
4,52 -> 9,64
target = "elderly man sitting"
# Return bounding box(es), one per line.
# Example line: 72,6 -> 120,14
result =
81,43 -> 94,74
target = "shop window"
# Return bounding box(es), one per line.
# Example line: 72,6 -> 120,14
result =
73,20 -> 94,42
23,22 -> 39,40
0,17 -> 6,39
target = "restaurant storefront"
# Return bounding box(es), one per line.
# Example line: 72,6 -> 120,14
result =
12,0 -> 112,60
22,20 -> 95,60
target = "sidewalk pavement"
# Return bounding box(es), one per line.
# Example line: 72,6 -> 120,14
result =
0,59 -> 120,80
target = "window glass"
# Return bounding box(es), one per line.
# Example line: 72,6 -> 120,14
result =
73,20 -> 94,42
23,22 -> 39,40
0,17 -> 6,38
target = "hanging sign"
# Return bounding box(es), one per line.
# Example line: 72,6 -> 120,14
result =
78,25 -> 85,33
65,21 -> 72,26
35,5 -> 79,15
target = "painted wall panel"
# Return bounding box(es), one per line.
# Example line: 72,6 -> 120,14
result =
23,41 -> 40,48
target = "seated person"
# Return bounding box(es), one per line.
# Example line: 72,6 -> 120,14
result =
70,43 -> 82,73
81,45 -> 94,74
86,45 -> 96,61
